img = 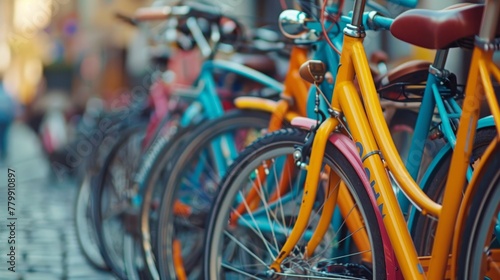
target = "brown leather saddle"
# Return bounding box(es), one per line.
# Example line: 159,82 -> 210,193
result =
391,3 -> 500,50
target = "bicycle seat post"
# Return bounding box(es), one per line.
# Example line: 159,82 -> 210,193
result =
351,0 -> 366,27
430,50 -> 449,74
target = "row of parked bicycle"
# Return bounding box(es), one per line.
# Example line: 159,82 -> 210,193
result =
73,0 -> 500,279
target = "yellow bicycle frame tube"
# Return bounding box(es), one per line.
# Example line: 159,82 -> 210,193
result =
340,36 -> 424,279
351,48 -> 441,217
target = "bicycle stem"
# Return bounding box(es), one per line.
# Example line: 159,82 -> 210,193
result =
351,0 -> 366,27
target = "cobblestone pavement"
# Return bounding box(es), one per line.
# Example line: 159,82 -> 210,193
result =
0,123 -> 116,279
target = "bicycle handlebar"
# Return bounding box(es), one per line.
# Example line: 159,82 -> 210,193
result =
340,11 -> 393,31
368,12 -> 393,30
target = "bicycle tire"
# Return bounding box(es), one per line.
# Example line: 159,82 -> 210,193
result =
92,124 -> 147,280
74,173 -> 109,270
155,110 -> 273,279
136,123 -> 197,280
204,128 -> 386,279
74,119 -> 124,270
411,128 -> 496,255
457,143 -> 500,279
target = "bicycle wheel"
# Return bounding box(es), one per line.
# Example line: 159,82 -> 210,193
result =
457,143 -> 500,279
92,125 -> 146,279
411,128 -> 496,255
204,128 -> 386,279
74,173 -> 109,270
155,110 -> 273,279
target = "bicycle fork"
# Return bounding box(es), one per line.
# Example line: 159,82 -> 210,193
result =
267,117 -> 375,272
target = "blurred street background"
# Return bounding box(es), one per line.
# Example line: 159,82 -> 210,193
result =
0,123 -> 115,279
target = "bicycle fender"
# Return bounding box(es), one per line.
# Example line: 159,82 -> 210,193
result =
291,117 -> 402,280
